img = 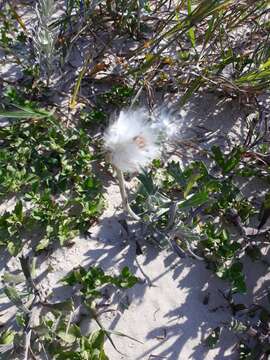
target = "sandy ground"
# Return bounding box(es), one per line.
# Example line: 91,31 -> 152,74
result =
1,92 -> 270,360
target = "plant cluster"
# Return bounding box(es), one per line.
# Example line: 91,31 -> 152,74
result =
0,98 -> 104,255
0,257 -> 138,359
132,142 -> 270,294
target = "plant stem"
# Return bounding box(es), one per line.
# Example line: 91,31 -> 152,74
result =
115,167 -> 141,221
70,51 -> 92,109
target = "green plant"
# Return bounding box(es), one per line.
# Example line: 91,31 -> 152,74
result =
0,104 -> 104,253
62,265 -> 138,301
33,0 -> 59,86
100,85 -> 134,107
129,149 -> 264,293
0,201 -> 25,256
0,258 -> 138,359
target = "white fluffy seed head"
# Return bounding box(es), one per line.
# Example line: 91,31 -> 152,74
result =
150,109 -> 179,141
104,109 -> 160,173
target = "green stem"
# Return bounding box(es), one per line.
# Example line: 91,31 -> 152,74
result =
70,52 -> 92,108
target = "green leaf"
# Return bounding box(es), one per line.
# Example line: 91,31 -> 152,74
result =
187,0 -> 196,48
184,171 -> 202,198
57,330 -> 76,344
179,77 -> 203,106
204,14 -> 218,46
188,0 -> 233,24
4,285 -> 23,307
138,170 -> 157,195
211,145 -> 225,169
49,300 -> 74,313
178,191 -> 209,210
167,161 -> 186,187
217,262 -> 246,293
7,241 -> 21,256
61,267 -> 85,286
14,200 -> 23,222
105,329 -> 143,344
89,330 -> 106,351
19,256 -> 33,283
212,146 -> 243,174
2,272 -> 24,284
16,313 -> 26,327
0,329 -> 15,345
0,105 -> 53,119
222,147 -> 243,173
35,237 -> 50,252
205,327 -> 221,349
118,266 -> 138,288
